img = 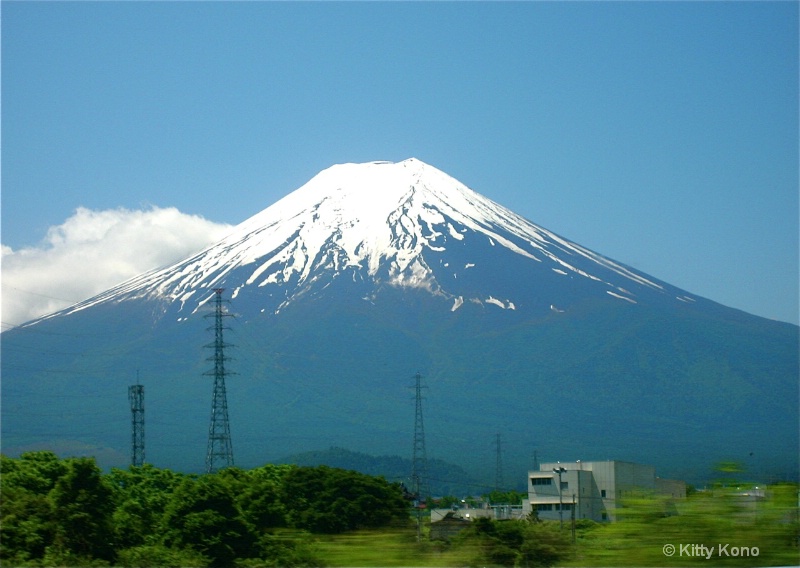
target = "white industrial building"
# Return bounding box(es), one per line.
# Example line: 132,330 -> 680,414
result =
523,460 -> 686,523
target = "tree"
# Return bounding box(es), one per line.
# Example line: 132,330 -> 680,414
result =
225,464 -> 293,531
0,452 -> 67,564
0,484 -> 55,564
1,455 -> 416,565
1,451 -> 68,493
161,474 -> 257,567
485,489 -> 526,505
108,464 -> 188,549
49,457 -> 116,563
281,466 -> 410,533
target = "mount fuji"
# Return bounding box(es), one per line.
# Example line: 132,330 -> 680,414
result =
2,159 -> 797,483
39,159 -> 690,319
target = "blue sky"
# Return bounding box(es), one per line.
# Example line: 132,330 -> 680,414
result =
2,1 -> 798,326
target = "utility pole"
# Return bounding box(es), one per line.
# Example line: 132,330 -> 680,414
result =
571,493 -> 576,543
128,375 -> 144,467
554,466 -> 566,529
204,289 -> 235,473
410,372 -> 430,542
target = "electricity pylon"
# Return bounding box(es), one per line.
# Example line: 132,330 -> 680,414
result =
411,372 -> 430,541
204,289 -> 235,473
494,432 -> 504,492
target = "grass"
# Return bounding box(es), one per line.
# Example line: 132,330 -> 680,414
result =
310,527 -> 473,567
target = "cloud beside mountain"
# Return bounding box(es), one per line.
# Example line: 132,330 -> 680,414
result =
1,206 -> 232,328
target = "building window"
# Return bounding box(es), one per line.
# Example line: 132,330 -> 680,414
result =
535,504 -> 553,511
560,481 -> 569,491
601,489 -> 606,498
531,477 -> 552,486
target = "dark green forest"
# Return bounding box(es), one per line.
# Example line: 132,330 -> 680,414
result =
0,451 -> 410,567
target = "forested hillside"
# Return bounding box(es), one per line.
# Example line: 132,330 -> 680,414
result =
278,447 -> 489,496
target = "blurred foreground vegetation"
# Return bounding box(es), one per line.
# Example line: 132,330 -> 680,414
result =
1,451 -> 797,567
566,483 -> 799,567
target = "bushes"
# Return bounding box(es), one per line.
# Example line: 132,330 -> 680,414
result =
453,517 -> 572,567
116,544 -> 209,567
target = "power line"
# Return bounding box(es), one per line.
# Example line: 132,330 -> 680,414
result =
0,320 -> 126,337
0,282 -> 80,304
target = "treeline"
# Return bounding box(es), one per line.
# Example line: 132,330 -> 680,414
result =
0,451 -> 409,567
2,451 -> 798,567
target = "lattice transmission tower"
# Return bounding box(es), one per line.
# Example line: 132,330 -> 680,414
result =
128,382 -> 145,467
204,288 -> 235,473
494,432 -> 504,491
410,372 -> 430,506
410,372 -> 430,542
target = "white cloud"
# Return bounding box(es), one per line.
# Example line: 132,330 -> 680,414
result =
1,206 -> 233,328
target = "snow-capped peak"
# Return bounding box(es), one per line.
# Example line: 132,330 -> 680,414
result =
164,158 -> 547,294
47,158 -> 679,320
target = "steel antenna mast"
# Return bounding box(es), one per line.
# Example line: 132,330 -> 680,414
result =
204,288 -> 235,473
128,372 -> 144,467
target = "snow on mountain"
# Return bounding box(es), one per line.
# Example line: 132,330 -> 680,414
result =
40,158 -> 686,321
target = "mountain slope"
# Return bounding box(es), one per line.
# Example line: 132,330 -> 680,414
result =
2,159 -> 797,485
41,159 -> 693,321
277,447 -> 483,497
